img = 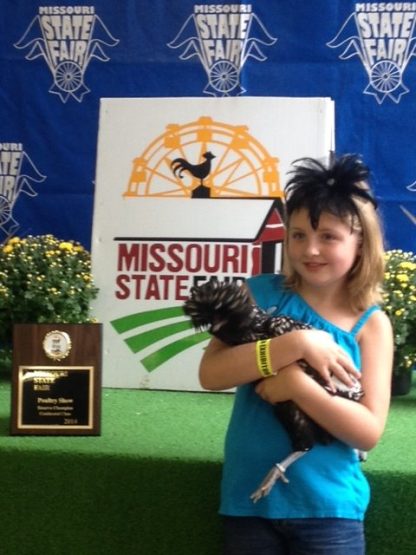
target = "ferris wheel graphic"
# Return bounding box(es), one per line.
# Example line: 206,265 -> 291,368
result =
124,116 -> 282,199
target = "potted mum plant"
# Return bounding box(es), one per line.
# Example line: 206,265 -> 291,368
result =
0,234 -> 99,373
382,249 -> 416,395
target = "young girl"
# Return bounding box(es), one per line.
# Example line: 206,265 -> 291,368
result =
199,154 -> 393,555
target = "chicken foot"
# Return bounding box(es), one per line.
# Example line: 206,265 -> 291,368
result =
250,451 -> 307,503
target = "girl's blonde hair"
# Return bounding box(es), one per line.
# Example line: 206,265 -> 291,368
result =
283,155 -> 385,312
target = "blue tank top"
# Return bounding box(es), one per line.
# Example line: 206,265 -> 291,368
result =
219,273 -> 379,521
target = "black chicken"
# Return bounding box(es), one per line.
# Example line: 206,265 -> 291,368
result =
183,278 -> 364,501
171,151 -> 215,198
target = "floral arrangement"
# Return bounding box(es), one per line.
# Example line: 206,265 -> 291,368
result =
0,235 -> 99,356
382,249 -> 416,375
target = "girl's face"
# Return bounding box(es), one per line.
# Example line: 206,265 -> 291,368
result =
286,208 -> 362,290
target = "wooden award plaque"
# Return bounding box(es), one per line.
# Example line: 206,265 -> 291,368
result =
11,323 -> 102,435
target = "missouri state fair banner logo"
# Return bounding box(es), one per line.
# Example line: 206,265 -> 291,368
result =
92,97 -> 334,390
14,6 -> 119,103
0,143 -> 46,237
327,2 -> 416,104
401,180 -> 416,224
167,3 -> 277,96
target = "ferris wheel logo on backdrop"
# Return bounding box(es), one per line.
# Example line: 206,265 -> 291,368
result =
124,115 -> 281,198
14,6 -> 119,103
401,181 -> 416,224
0,143 -> 46,238
167,4 -> 277,96
327,2 -> 416,104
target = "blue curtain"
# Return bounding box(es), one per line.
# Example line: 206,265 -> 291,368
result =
1,0 -> 414,251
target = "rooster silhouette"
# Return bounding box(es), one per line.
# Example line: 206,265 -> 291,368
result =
183,278 -> 364,501
171,151 -> 215,198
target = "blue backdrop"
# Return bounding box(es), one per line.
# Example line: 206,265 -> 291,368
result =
1,0 -> 415,251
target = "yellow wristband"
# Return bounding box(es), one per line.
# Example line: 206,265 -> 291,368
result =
256,339 -> 275,378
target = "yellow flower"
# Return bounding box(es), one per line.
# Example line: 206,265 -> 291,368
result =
396,273 -> 409,283
3,245 -> 13,254
399,261 -> 416,271
8,237 -> 20,245
59,242 -> 74,251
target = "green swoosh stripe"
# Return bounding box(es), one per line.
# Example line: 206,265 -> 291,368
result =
111,306 -> 185,333
141,331 -> 210,372
110,306 -> 210,373
125,320 -> 193,353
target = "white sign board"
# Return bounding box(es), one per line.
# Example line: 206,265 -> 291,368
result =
92,97 -> 334,390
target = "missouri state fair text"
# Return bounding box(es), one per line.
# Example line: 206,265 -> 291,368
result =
115,241 -> 251,301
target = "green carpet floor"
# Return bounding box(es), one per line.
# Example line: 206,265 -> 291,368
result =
0,375 -> 415,554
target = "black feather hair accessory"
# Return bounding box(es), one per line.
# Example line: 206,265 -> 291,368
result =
285,154 -> 377,229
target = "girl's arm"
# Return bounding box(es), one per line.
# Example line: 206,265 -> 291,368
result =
255,310 -> 393,451
199,327 -> 360,391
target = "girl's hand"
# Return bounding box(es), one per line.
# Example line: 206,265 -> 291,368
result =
255,364 -> 306,404
297,330 -> 360,390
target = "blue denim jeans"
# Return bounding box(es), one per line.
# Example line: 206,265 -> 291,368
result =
223,516 -> 365,555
